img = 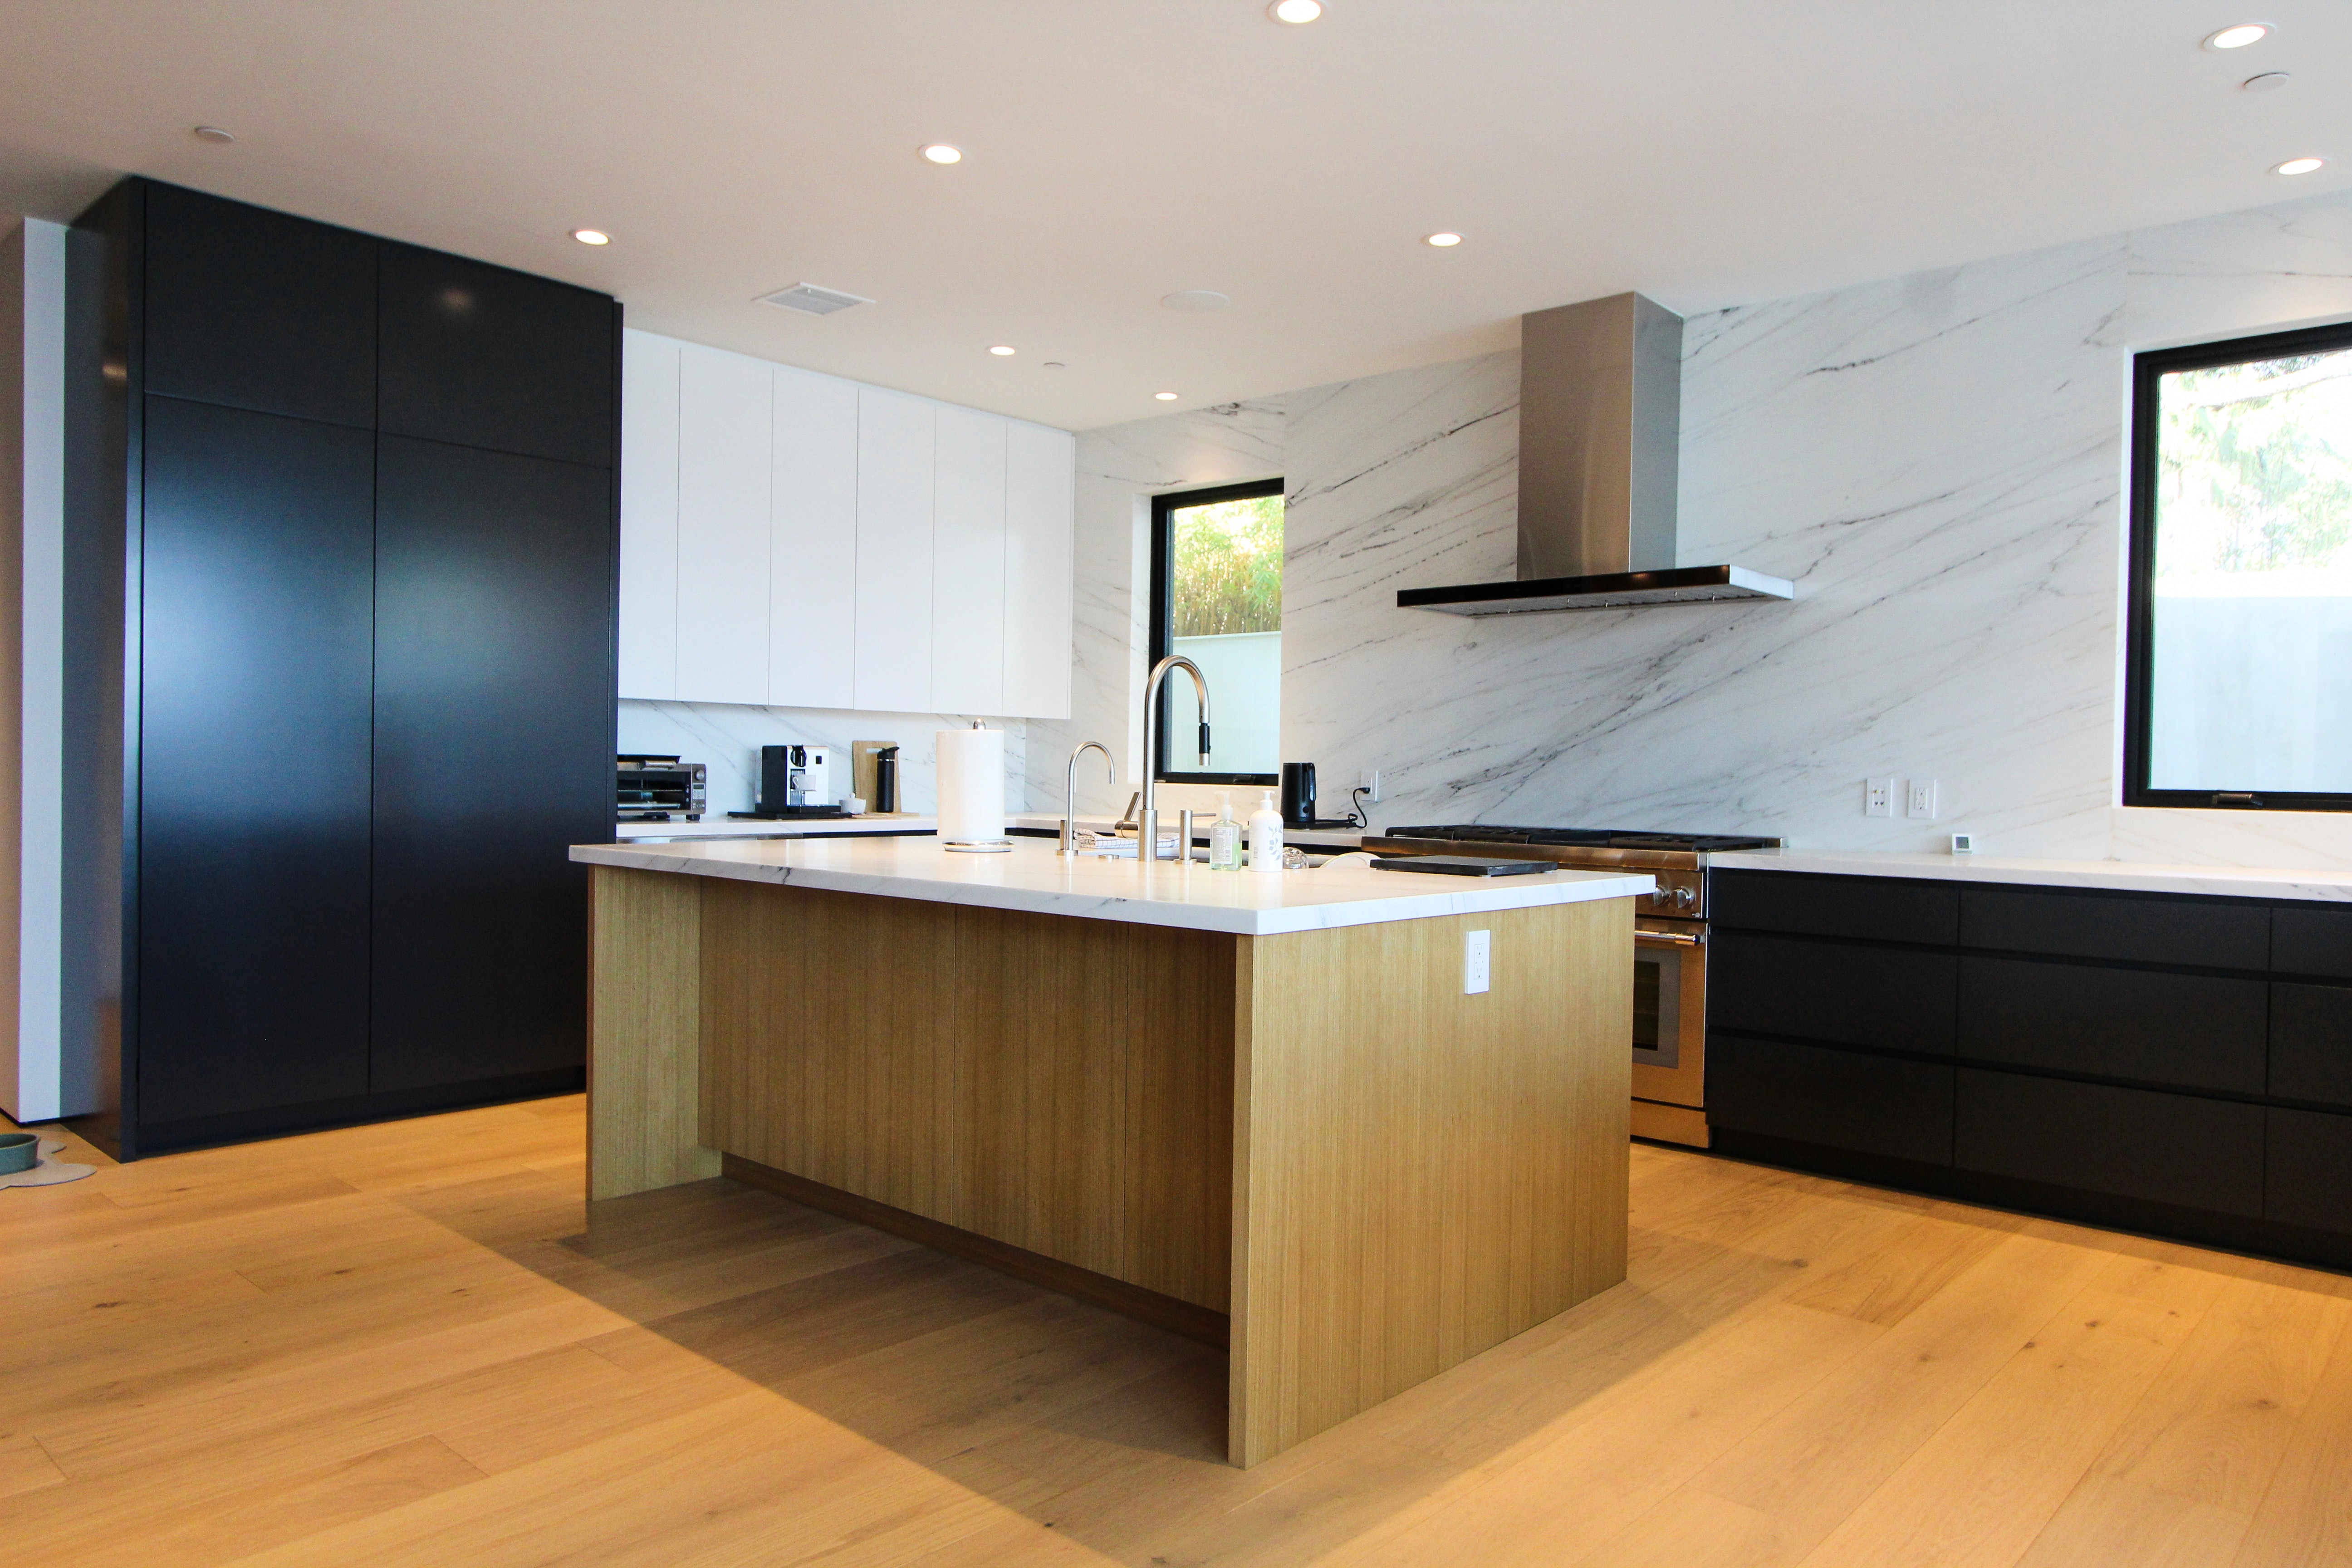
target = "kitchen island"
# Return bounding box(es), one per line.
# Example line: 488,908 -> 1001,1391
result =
574,836 -> 1650,1465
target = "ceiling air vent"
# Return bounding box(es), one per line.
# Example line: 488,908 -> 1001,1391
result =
756,282 -> 873,316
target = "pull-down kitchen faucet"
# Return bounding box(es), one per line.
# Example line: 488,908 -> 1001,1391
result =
1139,654 -> 1210,862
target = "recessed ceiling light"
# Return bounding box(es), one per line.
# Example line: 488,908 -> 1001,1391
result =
2241,71 -> 2291,91
1425,232 -> 1463,247
192,125 -> 235,144
1269,0 -> 1323,21
571,229 -> 611,246
2273,156 -> 2327,176
2204,22 -> 2272,49
1154,392 -> 1180,401
989,344 -> 1016,356
921,143 -> 963,165
1161,290 -> 1230,312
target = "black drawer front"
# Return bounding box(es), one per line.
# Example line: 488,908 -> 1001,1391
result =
1960,886 -> 2268,970
1709,931 -> 1956,1057
1958,956 -> 2267,1095
1955,1069 -> 2264,1217
1710,872 -> 1959,946
2273,906 -> 2352,981
1709,1035 -> 1955,1165
2266,1108 -> 2352,1233
2271,983 -> 2352,1108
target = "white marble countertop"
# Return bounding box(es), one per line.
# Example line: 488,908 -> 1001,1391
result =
612,815 -> 936,841
571,835 -> 1654,936
1710,848 -> 2352,904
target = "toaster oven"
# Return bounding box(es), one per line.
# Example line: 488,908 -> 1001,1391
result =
617,755 -> 706,821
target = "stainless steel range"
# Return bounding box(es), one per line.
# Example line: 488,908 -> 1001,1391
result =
1361,825 -> 1782,1148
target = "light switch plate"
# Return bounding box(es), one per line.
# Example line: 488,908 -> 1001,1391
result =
1907,779 -> 1939,819
1865,778 -> 1895,818
1464,929 -> 1490,995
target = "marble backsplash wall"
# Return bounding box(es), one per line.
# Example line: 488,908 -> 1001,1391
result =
1061,186 -> 2352,864
619,700 -> 1026,818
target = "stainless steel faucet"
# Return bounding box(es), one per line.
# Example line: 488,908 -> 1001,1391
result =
1060,742 -> 1114,855
1139,654 -> 1210,861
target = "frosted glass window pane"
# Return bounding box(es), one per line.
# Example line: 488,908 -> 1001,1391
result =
2144,345 -> 2352,794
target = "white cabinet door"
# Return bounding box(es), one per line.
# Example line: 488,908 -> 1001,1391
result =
852,387 -> 935,713
616,330 -> 680,700
769,366 -> 858,709
1002,421 -> 1076,719
929,406 -> 1006,715
674,344 -> 773,706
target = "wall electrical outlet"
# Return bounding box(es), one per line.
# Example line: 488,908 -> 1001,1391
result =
1864,778 -> 1895,818
1464,929 -> 1490,995
1907,779 -> 1939,819
1362,769 -> 1382,804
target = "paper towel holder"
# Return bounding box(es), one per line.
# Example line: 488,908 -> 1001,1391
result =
942,720 -> 1014,853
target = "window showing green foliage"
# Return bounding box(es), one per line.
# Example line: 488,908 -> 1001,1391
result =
2157,349 -> 2352,578
1171,494 -> 1283,637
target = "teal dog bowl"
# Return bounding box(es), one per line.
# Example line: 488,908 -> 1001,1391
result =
0,1132 -> 36,1175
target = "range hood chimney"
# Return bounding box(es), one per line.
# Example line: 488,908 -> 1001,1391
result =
1397,291 -> 1792,616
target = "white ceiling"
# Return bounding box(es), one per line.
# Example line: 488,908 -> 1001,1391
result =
2,1 -> 2347,431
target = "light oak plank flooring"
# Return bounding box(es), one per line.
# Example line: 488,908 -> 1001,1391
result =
3,1095 -> 2348,1566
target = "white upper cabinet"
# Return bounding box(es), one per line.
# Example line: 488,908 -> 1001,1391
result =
617,330 -> 1074,719
769,367 -> 858,710
617,331 -> 681,700
852,387 -> 936,714
930,406 -> 1007,716
1003,421 -> 1077,720
673,344 -> 774,706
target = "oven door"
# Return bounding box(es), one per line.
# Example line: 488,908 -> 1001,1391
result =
1632,918 -> 1707,1111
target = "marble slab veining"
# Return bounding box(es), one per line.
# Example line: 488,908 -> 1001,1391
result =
570,836 -> 1651,937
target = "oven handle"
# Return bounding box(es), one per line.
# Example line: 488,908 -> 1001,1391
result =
1634,930 -> 1701,947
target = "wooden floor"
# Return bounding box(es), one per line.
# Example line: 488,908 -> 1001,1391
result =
5,1096 -> 2350,1566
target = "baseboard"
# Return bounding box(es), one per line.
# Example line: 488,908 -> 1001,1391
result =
720,1153 -> 1232,1350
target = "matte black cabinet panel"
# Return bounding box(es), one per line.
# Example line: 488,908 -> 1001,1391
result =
141,183 -> 376,427
370,436 -> 612,1093
1958,956 -> 2266,1095
2270,982 -> 2352,1109
1710,931 -> 1957,1056
1711,871 -> 1958,946
2265,1108 -> 2352,1232
1960,886 -> 2268,970
1710,1035 -> 1955,1164
377,245 -> 614,466
2272,906 -> 2352,981
1955,1069 -> 2264,1217
137,398 -> 374,1122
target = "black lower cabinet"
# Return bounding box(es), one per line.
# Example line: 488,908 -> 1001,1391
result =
1709,931 -> 1956,1055
2271,983 -> 2352,1110
2266,1108 -> 2352,1232
137,397 -> 375,1128
1958,956 -> 2266,1095
370,436 -> 613,1094
1954,1068 -> 2264,1218
1709,1035 -> 1955,1164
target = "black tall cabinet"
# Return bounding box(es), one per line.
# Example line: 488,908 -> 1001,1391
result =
64,179 -> 617,1157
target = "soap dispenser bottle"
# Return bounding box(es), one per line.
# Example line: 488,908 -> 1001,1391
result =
1209,792 -> 1242,871
1248,790 -> 1284,872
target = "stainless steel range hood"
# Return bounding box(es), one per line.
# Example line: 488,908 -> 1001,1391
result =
1398,292 -> 1793,616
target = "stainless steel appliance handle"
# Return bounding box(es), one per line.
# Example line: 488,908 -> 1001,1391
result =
1634,930 -> 1701,947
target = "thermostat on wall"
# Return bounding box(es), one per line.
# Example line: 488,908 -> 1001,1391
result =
1950,833 -> 1975,854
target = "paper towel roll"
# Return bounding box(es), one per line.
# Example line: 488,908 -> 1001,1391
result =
936,725 -> 1008,848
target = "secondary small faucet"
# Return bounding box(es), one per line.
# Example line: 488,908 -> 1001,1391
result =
1060,742 -> 1115,855
1139,654 -> 1211,861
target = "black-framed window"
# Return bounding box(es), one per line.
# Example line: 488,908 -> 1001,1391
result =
1149,478 -> 1284,786
2126,319 -> 2352,810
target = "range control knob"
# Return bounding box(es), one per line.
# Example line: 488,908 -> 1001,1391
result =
1667,885 -> 1699,911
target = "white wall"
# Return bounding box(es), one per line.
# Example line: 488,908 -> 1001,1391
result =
0,217 -> 66,1122
1058,187 -> 2352,868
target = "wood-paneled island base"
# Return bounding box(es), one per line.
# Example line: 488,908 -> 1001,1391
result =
573,837 -> 1650,1465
